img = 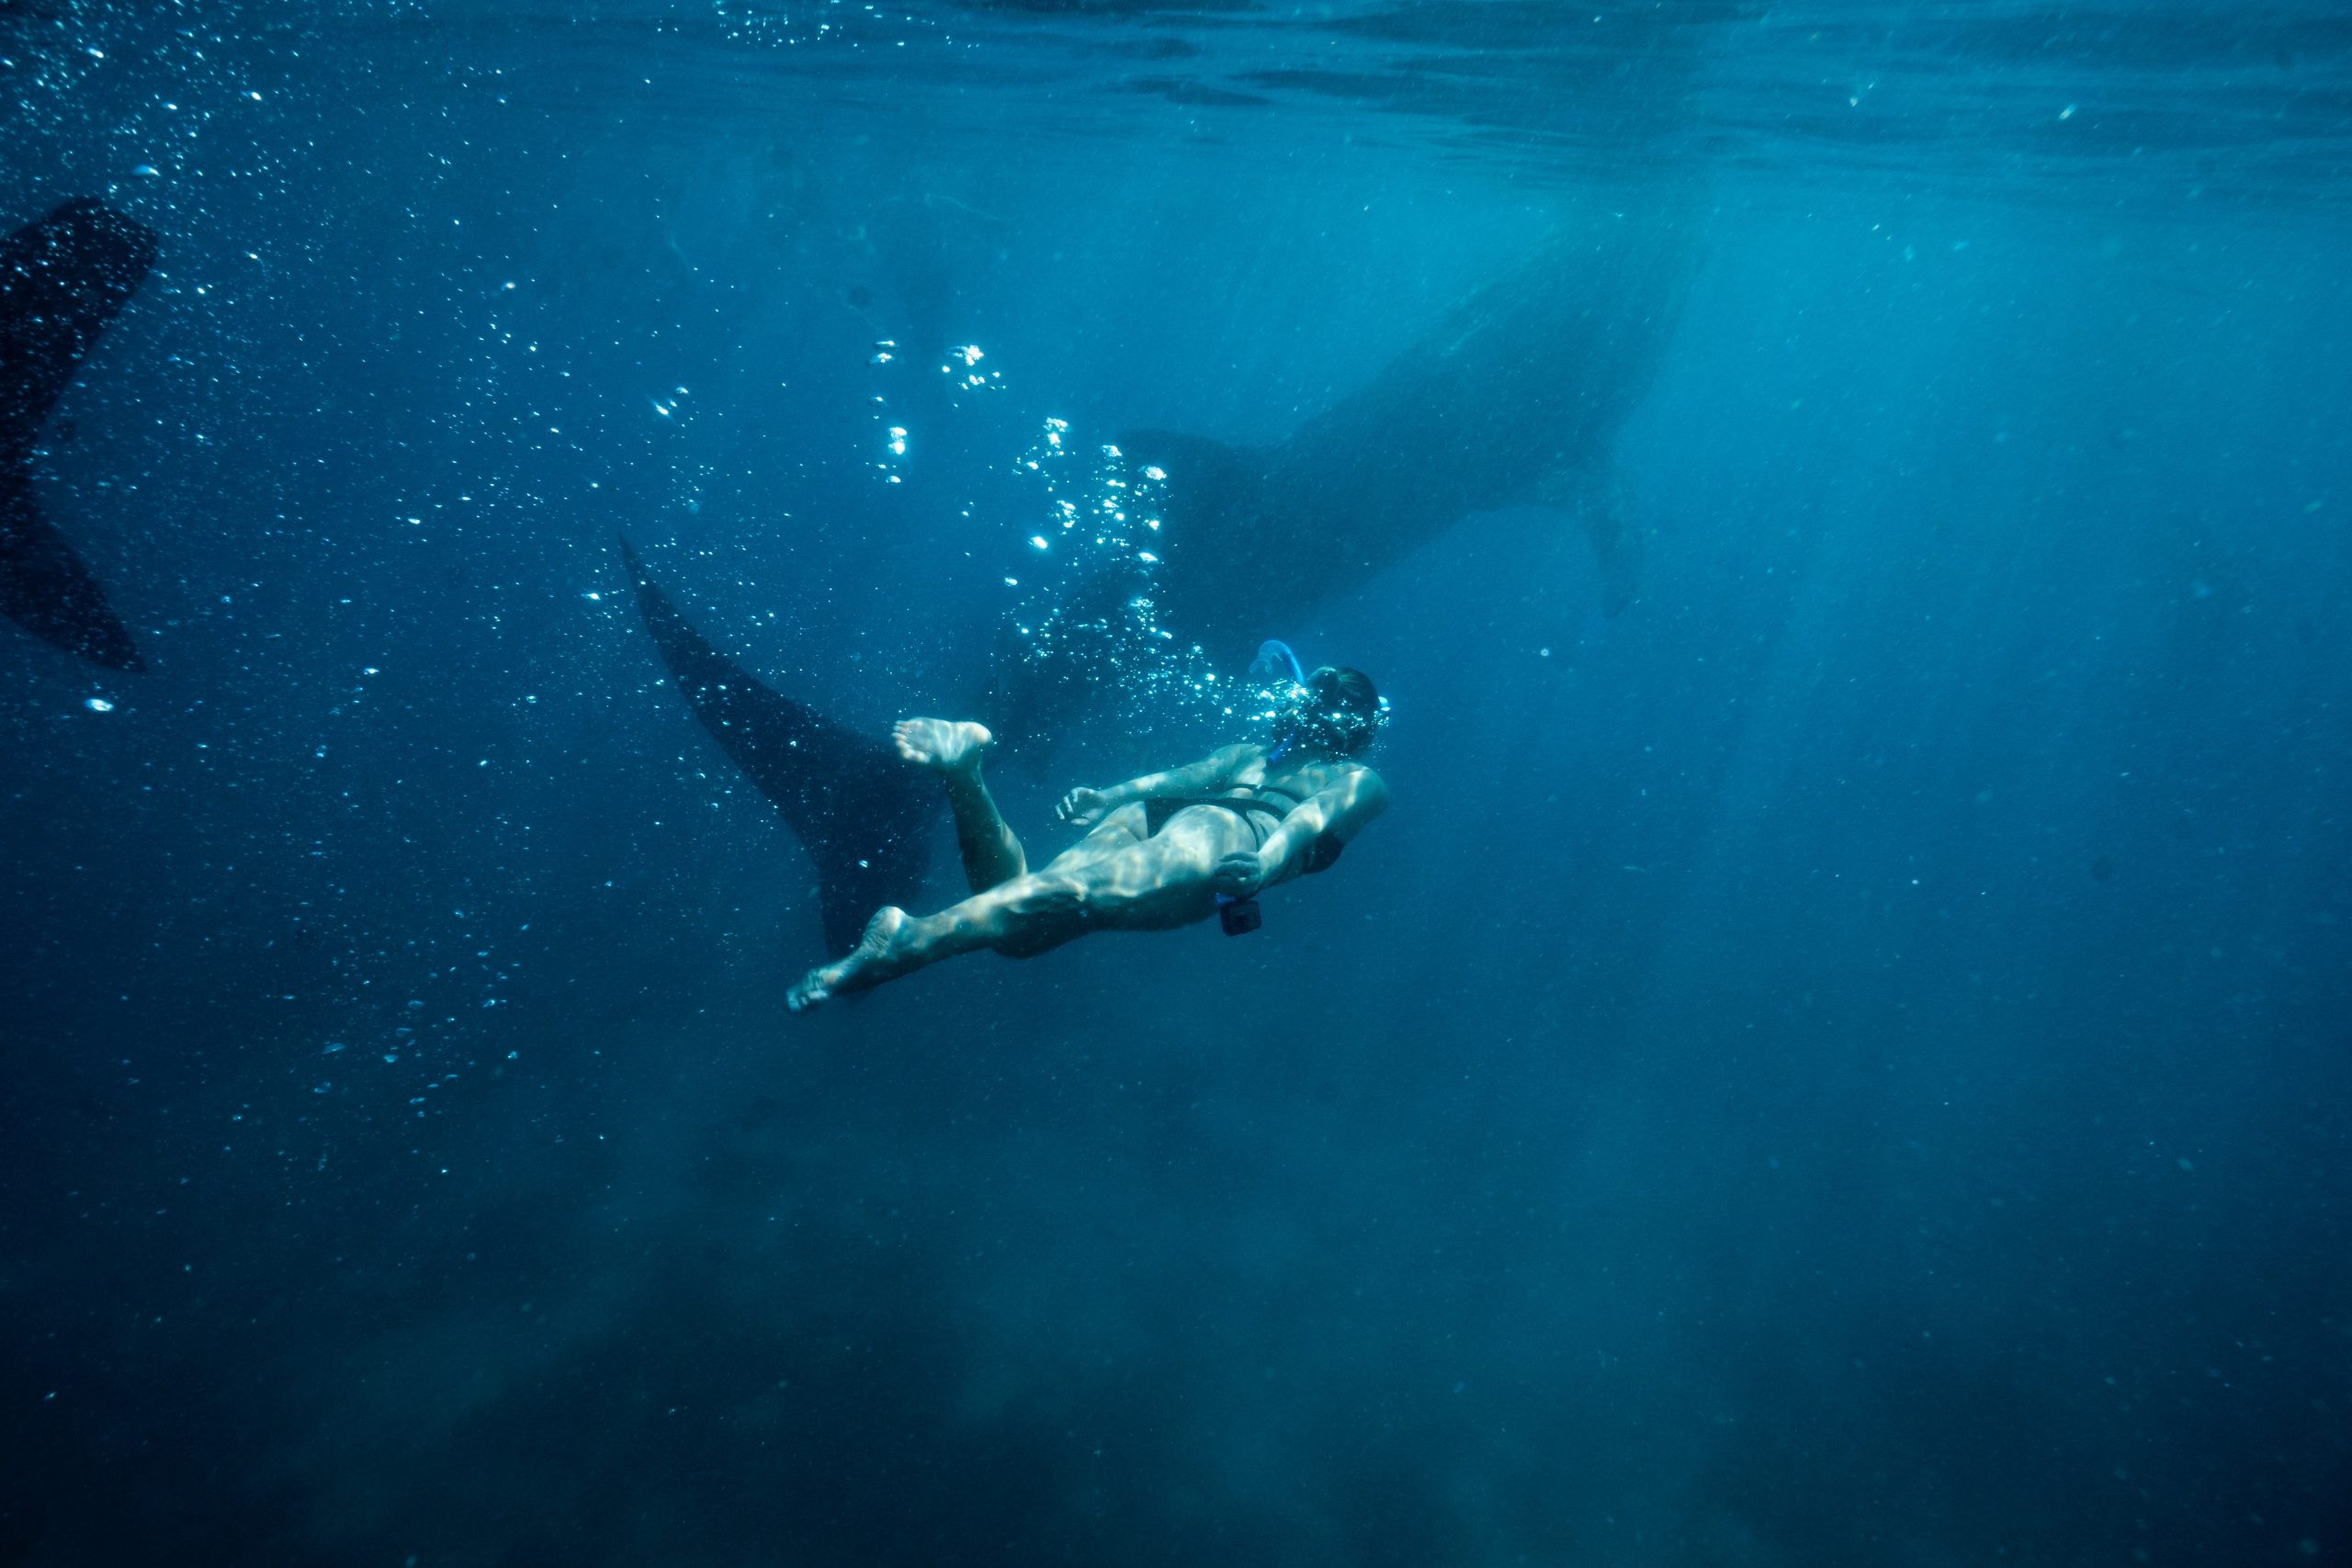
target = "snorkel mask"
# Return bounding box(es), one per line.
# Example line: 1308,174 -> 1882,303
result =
1248,640 -> 1389,760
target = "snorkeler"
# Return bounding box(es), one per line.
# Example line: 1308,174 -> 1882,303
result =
785,660 -> 1389,1011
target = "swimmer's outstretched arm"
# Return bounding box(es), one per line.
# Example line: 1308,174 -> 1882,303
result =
1213,768 -> 1389,897
1056,744 -> 1256,828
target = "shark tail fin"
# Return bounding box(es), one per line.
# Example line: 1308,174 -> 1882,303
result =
620,538 -> 939,955
1,197 -> 161,671
0,481 -> 145,670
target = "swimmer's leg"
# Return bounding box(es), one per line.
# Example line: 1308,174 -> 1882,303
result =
893,717 -> 1023,892
786,819 -> 1235,1012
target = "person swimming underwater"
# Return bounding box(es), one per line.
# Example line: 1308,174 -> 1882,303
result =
785,660 -> 1389,1011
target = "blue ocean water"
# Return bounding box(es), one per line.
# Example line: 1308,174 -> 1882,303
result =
5,2 -> 2349,1562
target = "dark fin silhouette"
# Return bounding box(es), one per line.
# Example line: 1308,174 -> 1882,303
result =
620,537 -> 938,954
1582,481 -> 1645,619
1,197 -> 160,671
0,481 -> 143,670
1521,468 -> 1645,618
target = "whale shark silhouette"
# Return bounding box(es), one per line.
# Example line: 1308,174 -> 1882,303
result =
1,198 -> 160,671
631,205 -> 1698,953
1125,213 -> 1696,657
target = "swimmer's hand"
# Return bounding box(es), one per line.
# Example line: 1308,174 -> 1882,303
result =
1214,851 -> 1270,898
1056,786 -> 1110,829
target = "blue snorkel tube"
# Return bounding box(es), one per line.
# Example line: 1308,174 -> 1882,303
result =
1251,638 -> 1306,688
1250,640 -> 1308,766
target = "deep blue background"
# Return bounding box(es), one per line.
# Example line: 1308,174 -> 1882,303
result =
5,4 -> 2348,1563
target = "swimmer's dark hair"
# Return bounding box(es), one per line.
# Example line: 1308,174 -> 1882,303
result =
1306,665 -> 1383,757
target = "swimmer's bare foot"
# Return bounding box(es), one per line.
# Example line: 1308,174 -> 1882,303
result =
786,906 -> 910,1013
892,717 -> 992,776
